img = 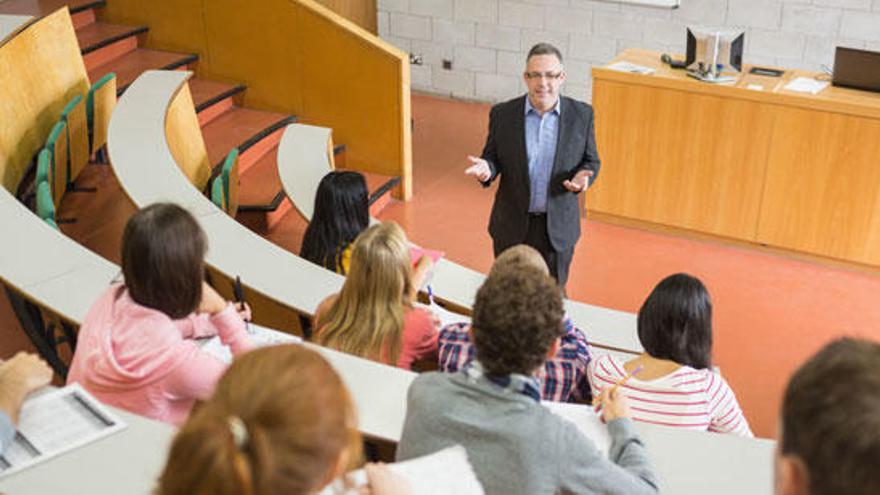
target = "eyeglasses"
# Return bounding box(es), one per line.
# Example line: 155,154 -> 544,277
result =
524,71 -> 563,81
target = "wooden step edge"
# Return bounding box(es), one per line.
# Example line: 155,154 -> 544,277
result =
214,115 -> 296,175
116,53 -> 198,95
238,191 -> 286,213
194,84 -> 247,113
197,97 -> 234,127
70,0 -> 106,14
368,176 -> 401,206
82,34 -> 140,72
71,8 -> 95,29
80,25 -> 148,55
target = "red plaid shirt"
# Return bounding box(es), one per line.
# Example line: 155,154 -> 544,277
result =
437,318 -> 592,402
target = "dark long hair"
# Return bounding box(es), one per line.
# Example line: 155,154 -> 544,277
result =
637,273 -> 713,369
300,171 -> 369,274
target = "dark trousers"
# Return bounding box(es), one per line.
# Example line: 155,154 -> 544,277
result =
492,213 -> 574,289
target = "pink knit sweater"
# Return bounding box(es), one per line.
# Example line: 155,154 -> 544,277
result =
67,284 -> 254,425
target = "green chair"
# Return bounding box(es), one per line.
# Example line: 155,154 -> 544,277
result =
36,149 -> 50,185
87,73 -> 116,161
44,217 -> 60,231
211,177 -> 226,211
60,94 -> 92,190
36,180 -> 55,222
219,149 -> 240,216
45,121 -> 68,207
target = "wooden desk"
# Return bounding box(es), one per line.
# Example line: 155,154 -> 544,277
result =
590,49 -> 880,266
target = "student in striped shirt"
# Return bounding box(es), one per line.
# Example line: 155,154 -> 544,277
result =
437,245 -> 593,402
588,273 -> 752,436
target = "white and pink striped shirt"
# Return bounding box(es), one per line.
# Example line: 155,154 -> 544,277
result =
587,354 -> 753,437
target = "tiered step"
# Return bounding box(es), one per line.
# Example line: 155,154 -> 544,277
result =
201,107 -> 293,171
189,79 -> 246,125
76,22 -> 147,68
86,48 -> 197,93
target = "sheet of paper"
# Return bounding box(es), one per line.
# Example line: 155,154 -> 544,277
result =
415,301 -> 470,328
606,61 -> 656,75
199,323 -> 302,363
410,246 -> 445,265
783,76 -> 828,95
0,384 -> 127,477
542,401 -> 611,457
323,445 -> 485,495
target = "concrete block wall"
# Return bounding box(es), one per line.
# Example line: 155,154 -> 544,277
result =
377,0 -> 880,103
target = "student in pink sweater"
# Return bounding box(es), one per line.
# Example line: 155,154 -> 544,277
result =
67,203 -> 254,425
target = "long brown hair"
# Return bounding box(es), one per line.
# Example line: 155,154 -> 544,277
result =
315,221 -> 413,365
158,345 -> 361,495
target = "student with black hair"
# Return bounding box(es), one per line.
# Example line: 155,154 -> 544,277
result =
68,203 -> 254,425
300,171 -> 370,275
588,273 -> 752,435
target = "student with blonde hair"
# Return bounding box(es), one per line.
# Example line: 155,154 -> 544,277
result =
315,221 -> 438,370
159,345 -> 408,495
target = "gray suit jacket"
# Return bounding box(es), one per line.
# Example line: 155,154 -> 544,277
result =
481,95 -> 601,251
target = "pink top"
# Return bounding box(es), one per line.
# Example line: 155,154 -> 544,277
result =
587,354 -> 753,437
315,296 -> 439,370
67,284 -> 254,425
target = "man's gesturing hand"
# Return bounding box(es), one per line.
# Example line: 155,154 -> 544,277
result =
465,155 -> 492,182
562,169 -> 594,193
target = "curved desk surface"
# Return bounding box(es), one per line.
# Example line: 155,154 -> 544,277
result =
0,186 -> 117,324
108,70 -> 345,317
277,123 -> 642,354
0,13 -> 31,45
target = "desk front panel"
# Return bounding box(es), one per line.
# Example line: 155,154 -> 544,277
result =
588,78 -> 774,241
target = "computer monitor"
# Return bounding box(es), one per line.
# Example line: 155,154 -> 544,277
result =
685,27 -> 744,83
832,47 -> 880,93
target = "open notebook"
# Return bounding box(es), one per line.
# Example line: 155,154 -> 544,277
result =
542,401 -> 612,457
0,384 -> 126,477
321,445 -> 484,495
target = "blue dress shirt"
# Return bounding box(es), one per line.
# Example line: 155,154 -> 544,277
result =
524,96 -> 561,213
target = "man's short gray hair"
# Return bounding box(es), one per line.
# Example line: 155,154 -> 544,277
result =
526,43 -> 563,64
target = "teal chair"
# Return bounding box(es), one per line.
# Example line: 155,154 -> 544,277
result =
60,94 -> 93,191
45,121 -> 67,206
44,217 -> 60,231
211,177 -> 226,211
36,148 -> 50,186
213,149 -> 239,216
87,73 -> 116,162
35,180 -> 55,222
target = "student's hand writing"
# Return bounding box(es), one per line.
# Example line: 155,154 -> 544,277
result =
562,169 -> 594,193
235,302 -> 252,322
198,282 -> 228,315
410,256 -> 434,300
362,463 -> 412,495
464,156 -> 492,182
597,387 -> 631,423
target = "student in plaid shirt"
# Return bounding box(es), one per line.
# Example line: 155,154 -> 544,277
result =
437,245 -> 593,402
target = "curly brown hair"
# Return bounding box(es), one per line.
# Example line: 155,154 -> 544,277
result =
472,262 -> 564,376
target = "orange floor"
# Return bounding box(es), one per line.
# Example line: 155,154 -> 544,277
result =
5,93 -> 880,440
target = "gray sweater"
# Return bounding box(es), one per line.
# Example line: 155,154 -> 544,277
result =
397,372 -> 659,495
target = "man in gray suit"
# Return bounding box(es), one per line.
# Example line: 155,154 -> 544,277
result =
466,43 -> 601,288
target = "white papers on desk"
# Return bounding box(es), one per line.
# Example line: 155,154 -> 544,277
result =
606,61 -> 656,75
0,384 -> 126,478
542,401 -> 611,458
323,445 -> 485,495
783,77 -> 828,94
199,323 -> 302,364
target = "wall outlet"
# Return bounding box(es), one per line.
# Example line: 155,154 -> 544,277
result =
443,59 -> 453,70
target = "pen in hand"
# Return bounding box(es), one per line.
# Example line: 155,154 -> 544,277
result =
593,365 -> 642,407
233,276 -> 251,333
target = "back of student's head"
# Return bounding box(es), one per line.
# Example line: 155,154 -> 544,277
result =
490,244 -> 549,277
316,221 -> 412,363
121,203 -> 206,319
159,345 -> 361,495
472,262 -> 564,376
778,338 -> 880,495
301,171 -> 369,273
637,273 -> 713,369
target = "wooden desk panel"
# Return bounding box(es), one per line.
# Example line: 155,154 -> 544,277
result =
590,49 -> 880,266
757,108 -> 880,264
589,79 -> 774,240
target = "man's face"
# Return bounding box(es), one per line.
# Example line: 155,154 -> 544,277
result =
524,54 -> 565,113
